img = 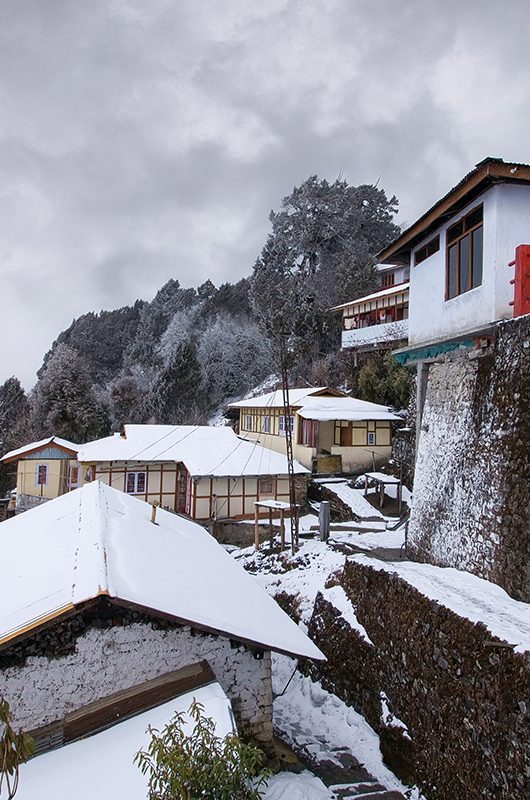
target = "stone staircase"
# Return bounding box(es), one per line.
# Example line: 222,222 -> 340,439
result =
274,714 -> 406,799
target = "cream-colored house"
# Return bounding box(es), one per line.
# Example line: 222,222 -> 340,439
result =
229,387 -> 401,475
77,424 -> 308,521
1,436 -> 83,512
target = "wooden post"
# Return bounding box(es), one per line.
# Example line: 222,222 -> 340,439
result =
280,510 -> 285,552
319,501 -> 330,542
380,481 -> 384,509
364,474 -> 368,497
254,505 -> 260,551
269,509 -> 273,550
398,482 -> 402,515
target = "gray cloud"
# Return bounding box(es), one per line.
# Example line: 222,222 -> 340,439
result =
0,0 -> 529,385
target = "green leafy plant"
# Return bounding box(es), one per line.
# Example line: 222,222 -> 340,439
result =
135,699 -> 270,799
0,699 -> 34,799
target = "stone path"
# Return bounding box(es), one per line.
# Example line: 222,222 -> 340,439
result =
274,712 -> 406,799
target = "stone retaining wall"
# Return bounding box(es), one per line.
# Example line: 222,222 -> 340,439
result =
307,559 -> 530,800
409,315 -> 530,601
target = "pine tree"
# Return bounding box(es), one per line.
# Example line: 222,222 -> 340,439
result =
0,377 -> 31,496
31,344 -> 110,442
149,339 -> 202,423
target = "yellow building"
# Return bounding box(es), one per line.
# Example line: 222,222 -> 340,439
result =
77,424 -> 308,522
1,436 -> 84,512
228,387 -> 401,475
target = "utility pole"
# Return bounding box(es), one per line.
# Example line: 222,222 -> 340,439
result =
279,343 -> 299,555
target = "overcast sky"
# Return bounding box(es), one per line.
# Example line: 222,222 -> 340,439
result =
1,0 -> 529,387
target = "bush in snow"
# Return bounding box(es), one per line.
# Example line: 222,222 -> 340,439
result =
135,699 -> 269,800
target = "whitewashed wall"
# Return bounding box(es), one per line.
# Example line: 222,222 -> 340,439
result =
408,184 -> 524,347
0,623 -> 273,743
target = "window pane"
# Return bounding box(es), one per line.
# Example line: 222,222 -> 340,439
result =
472,226 -> 483,288
447,220 -> 463,243
448,245 -> 458,298
126,473 -> 136,493
137,472 -> 146,493
465,205 -> 483,230
459,235 -> 471,294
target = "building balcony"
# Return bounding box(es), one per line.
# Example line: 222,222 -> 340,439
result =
341,319 -> 408,350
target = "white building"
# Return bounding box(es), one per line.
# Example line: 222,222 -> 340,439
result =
332,264 -> 410,354
378,157 -> 530,364
0,481 -> 323,756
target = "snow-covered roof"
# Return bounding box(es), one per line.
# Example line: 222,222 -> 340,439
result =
0,481 -> 323,660
229,387 -> 337,409
1,436 -> 79,463
15,683 -> 234,800
297,396 -> 401,423
330,282 -> 410,312
78,425 -> 308,477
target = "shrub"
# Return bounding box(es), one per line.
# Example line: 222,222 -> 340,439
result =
135,699 -> 270,799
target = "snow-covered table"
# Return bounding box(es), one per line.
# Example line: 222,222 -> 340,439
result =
254,500 -> 300,553
363,472 -> 402,513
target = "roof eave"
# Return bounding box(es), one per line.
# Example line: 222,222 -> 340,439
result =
378,158 -> 530,264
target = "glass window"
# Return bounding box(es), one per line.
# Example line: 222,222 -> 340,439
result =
262,415 -> 270,433
36,464 -> 48,486
448,244 -> 458,299
445,205 -> 483,300
126,472 -> 146,494
472,226 -> 483,288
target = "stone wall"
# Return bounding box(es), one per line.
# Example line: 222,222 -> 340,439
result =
307,560 -> 530,800
0,604 -> 273,745
408,315 -> 530,601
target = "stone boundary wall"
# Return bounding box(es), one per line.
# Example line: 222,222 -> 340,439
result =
409,315 -> 530,601
307,560 -> 530,800
0,606 -> 273,745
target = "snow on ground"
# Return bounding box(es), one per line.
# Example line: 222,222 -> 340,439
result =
262,770 -> 332,799
316,480 -> 386,520
352,554 -> 530,653
240,538 -> 347,624
330,528 -> 405,551
272,653 -> 413,797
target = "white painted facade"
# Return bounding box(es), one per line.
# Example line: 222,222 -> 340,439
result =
0,622 -> 273,744
408,183 -> 527,347
341,319 -> 408,349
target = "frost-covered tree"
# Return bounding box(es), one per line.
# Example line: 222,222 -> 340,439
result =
197,317 -> 271,408
250,176 -> 399,360
0,377 -> 31,496
149,339 -> 202,423
31,344 -> 110,442
357,351 -> 412,409
125,280 -> 199,368
158,309 -> 197,366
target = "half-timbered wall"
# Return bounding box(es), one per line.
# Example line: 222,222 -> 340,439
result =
17,457 -> 83,502
89,461 -> 186,513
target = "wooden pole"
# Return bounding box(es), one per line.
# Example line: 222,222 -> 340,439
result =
269,509 -> 273,550
280,510 -> 285,551
380,481 -> 384,509
254,505 -> 260,551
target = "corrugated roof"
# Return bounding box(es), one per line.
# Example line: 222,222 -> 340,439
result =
297,396 -> 401,422
378,157 -> 530,264
78,425 -> 308,477
330,282 -> 410,312
1,436 -> 79,463
0,481 -> 324,660
229,387 -> 343,409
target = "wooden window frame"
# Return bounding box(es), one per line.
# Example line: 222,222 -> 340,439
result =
35,463 -> 48,487
278,415 -> 294,436
414,235 -> 440,266
262,415 -> 270,433
258,476 -> 274,495
445,205 -> 483,300
125,471 -> 147,494
381,272 -> 395,288
244,414 -> 253,431
367,431 -> 376,446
